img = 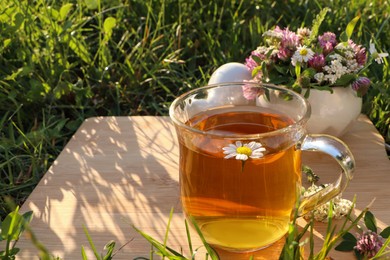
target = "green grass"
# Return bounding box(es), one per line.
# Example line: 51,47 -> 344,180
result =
0,0 -> 389,219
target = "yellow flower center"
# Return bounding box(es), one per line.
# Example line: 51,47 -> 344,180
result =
299,48 -> 308,56
236,146 -> 252,156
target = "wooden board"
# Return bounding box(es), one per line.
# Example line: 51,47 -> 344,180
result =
14,115 -> 390,259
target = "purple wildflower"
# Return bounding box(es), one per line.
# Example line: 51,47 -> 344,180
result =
352,77 -> 371,96
270,26 -> 285,36
242,81 -> 264,100
297,27 -> 311,40
323,42 -> 335,55
245,49 -> 269,81
354,231 -> 384,258
352,77 -> 371,91
318,32 -> 337,55
277,47 -> 292,60
308,54 -> 326,72
349,40 -> 367,66
245,51 -> 261,71
281,28 -> 300,49
245,46 -> 271,71
318,32 -> 337,47
275,27 -> 300,61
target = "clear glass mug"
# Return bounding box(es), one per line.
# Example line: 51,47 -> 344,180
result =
169,82 -> 354,252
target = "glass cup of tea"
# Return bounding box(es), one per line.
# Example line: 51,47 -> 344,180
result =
169,82 -> 354,252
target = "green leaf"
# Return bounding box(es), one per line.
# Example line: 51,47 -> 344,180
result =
1,208 -> 20,239
274,64 -> 288,75
261,61 -> 269,79
13,13 -> 24,31
364,211 -> 377,233
9,247 -> 20,256
1,207 -> 25,241
59,3 -> 73,21
251,55 -> 263,64
268,77 -> 290,85
252,65 -> 262,77
339,32 -> 348,42
3,38 -> 11,49
311,85 -> 333,93
103,17 -> 117,38
4,66 -> 33,81
306,8 -> 330,45
354,249 -> 364,260
67,35 -> 92,64
380,226 -> 390,238
84,0 -> 98,10
302,68 -> 316,78
334,73 -> 357,86
295,63 -> 301,78
291,82 -> 302,94
103,240 -> 115,260
345,15 -> 360,40
342,232 -> 357,243
20,211 -> 33,234
53,81 -> 72,99
27,79 -> 50,102
304,87 -> 310,98
335,240 -> 356,252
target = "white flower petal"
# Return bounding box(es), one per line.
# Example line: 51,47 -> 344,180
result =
222,141 -> 266,161
252,148 -> 266,154
375,57 -> 383,64
246,141 -> 258,150
369,42 -> 376,54
375,53 -> 389,64
235,154 -> 248,161
251,150 -> 265,158
250,154 -> 263,159
256,147 -> 266,152
224,153 -> 237,159
222,147 -> 236,153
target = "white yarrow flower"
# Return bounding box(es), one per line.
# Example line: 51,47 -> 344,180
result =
346,59 -> 361,72
223,141 -> 266,161
323,59 -> 349,84
328,53 -> 343,60
369,41 -> 389,64
291,45 -> 315,66
314,72 -> 324,83
303,184 -> 354,222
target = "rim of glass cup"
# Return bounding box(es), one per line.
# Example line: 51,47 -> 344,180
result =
169,82 -> 311,139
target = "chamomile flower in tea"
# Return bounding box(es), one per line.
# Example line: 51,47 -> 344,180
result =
222,141 -> 266,161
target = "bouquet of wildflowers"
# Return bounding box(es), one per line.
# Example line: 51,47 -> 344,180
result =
245,9 -> 388,97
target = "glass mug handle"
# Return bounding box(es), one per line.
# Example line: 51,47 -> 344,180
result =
298,134 -> 355,215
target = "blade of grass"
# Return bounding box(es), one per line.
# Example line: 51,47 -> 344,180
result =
184,220 -> 193,257
188,216 -> 219,260
83,225 -> 101,260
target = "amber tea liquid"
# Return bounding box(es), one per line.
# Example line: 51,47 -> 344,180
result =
179,107 -> 301,251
